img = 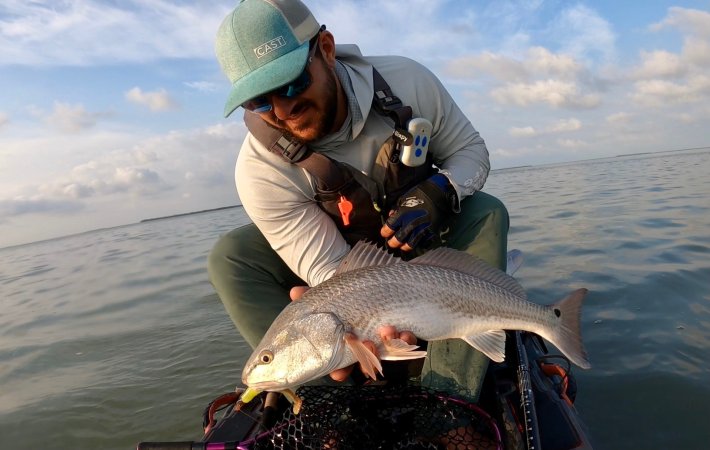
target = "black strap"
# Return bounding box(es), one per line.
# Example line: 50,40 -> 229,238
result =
243,111 -> 310,163
371,68 -> 412,129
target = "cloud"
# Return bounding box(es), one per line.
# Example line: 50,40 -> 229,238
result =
0,112 -> 9,129
548,118 -> 582,133
525,47 -> 583,79
508,118 -> 581,138
446,51 -> 527,82
650,7 -> 710,39
0,1 -> 232,66
444,45 -> 600,111
445,47 -> 582,82
44,102 -> 108,133
631,75 -> 710,106
491,79 -> 600,108
606,112 -> 632,125
556,138 -> 586,149
125,87 -> 179,112
0,121 -> 247,219
509,126 -> 537,137
630,8 -> 710,106
551,4 -> 617,64
632,50 -> 685,79
0,197 -> 84,217
648,8 -> 710,69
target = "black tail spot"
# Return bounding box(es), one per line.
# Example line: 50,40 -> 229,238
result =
554,308 -> 561,317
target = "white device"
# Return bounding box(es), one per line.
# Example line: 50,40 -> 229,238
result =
400,118 -> 432,167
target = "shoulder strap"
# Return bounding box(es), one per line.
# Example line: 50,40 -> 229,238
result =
371,68 -> 412,130
243,111 -> 310,163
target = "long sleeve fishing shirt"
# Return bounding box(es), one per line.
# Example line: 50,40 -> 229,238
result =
235,44 -> 490,287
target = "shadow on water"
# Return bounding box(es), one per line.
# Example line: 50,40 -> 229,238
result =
2,151 -> 710,449
578,373 -> 710,449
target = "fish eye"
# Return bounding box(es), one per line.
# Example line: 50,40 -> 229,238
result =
258,350 -> 274,364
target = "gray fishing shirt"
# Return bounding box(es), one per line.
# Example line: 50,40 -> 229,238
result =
235,45 -> 490,287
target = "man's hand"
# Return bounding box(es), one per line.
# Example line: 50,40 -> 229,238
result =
380,173 -> 455,251
289,286 -> 417,382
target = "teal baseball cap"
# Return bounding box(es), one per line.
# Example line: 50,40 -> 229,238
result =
215,0 -> 321,118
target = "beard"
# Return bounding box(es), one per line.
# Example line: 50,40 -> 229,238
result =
276,66 -> 339,143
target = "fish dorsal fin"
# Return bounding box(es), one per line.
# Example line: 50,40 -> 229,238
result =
411,247 -> 527,299
334,241 -> 402,276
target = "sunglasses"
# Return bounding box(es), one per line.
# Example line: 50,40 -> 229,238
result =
242,36 -> 320,113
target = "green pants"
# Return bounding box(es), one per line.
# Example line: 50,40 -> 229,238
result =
208,191 -> 509,399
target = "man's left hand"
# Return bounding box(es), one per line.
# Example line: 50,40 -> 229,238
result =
380,173 -> 455,251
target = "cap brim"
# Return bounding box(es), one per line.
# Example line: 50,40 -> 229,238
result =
223,42 -> 310,118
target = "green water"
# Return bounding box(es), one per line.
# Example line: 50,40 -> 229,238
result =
1,149 -> 709,449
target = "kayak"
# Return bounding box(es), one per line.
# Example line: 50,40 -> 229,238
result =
137,331 -> 593,450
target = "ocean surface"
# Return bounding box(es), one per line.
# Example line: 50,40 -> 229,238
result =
1,148 -> 709,449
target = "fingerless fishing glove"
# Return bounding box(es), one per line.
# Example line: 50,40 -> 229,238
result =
385,173 -> 457,249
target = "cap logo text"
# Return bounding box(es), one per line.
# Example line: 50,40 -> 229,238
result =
254,36 -> 287,58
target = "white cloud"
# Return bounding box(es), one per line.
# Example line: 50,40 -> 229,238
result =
0,121 -> 247,222
445,47 -> 582,82
631,75 -> 710,106
491,79 -> 600,108
548,118 -> 582,133
446,51 -> 527,82
630,7 -> 710,106
125,87 -> 179,112
44,102 -> 107,133
508,118 -> 581,138
556,138 -> 586,149
0,1 -> 232,66
525,47 -> 582,79
0,112 -> 9,129
0,197 -> 84,216
509,126 -> 537,137
552,4 -> 617,64
682,38 -> 710,68
632,50 -> 685,79
646,8 -> 710,70
606,112 -> 632,125
650,7 -> 710,39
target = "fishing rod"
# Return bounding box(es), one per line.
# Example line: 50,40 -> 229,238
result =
515,331 -> 542,450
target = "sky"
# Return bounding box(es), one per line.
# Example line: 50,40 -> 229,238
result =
1,0 -> 709,248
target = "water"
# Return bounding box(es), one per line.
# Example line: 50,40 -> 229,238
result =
1,149 -> 709,449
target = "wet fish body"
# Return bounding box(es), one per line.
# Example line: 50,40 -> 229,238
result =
242,242 -> 590,393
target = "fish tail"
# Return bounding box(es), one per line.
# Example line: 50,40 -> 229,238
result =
545,288 -> 591,369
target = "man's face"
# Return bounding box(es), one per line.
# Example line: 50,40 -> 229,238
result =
256,42 -> 339,143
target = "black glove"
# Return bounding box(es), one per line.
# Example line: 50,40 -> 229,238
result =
384,173 -> 456,249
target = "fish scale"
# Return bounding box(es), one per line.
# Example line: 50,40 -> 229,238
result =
242,242 -> 590,393
301,263 -> 552,342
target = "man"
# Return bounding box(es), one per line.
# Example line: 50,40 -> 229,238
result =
209,0 -> 509,398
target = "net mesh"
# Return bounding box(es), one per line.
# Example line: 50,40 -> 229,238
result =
245,385 -> 502,450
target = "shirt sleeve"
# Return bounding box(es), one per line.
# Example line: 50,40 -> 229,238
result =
394,58 -> 491,206
236,134 -> 349,286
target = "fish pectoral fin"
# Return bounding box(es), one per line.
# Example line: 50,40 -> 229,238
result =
380,338 -> 428,361
462,330 -> 507,362
344,333 -> 383,381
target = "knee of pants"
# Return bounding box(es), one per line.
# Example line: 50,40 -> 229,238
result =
482,194 -> 510,233
459,191 -> 510,234
208,232 -> 230,281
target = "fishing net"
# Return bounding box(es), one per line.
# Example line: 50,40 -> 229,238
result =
242,384 -> 502,450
